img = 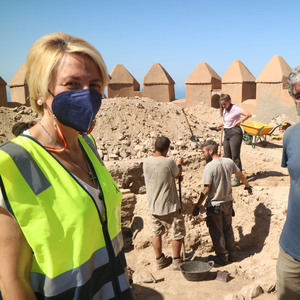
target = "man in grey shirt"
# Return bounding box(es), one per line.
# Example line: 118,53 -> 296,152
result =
193,140 -> 252,266
143,136 -> 185,270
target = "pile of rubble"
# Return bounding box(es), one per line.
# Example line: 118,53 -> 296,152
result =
93,96 -> 221,161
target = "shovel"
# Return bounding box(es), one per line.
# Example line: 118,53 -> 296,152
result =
219,128 -> 223,156
143,272 -> 164,284
182,109 -> 202,147
208,126 -> 220,132
178,175 -> 186,261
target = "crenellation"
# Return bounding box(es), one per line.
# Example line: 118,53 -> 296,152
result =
185,62 -> 221,106
0,77 -> 7,106
2,55 -> 298,122
222,60 -> 256,105
8,63 -> 29,106
255,56 -> 294,122
107,64 -> 141,98
142,63 -> 175,102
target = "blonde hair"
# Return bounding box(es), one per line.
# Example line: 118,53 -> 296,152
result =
26,32 -> 108,114
219,93 -> 231,116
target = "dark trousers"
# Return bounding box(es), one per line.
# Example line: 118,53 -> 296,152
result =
206,201 -> 235,257
223,127 -> 243,171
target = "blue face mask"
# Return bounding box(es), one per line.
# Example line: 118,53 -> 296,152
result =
51,89 -> 102,133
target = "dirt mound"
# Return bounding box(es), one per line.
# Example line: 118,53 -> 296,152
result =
93,96 -> 221,161
0,105 -> 39,144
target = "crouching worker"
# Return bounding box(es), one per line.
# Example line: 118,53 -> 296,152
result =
143,136 -> 186,270
193,140 -> 252,266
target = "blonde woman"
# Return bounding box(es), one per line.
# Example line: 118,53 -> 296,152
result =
0,33 -> 132,300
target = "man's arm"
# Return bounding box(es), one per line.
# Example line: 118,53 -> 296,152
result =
0,207 -> 37,300
235,111 -> 252,127
196,185 -> 210,207
235,171 -> 252,194
175,158 -> 183,179
192,184 -> 210,216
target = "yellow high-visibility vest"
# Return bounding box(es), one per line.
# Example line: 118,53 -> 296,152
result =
0,134 -> 132,299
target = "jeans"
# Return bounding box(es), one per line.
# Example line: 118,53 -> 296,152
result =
206,201 -> 235,257
223,127 -> 243,171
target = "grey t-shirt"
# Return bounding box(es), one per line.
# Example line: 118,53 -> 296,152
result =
202,157 -> 239,206
143,156 -> 179,216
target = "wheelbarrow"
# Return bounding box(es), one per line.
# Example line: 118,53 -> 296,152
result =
240,121 -> 286,148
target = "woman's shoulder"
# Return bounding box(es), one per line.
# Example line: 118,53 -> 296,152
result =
232,104 -> 242,111
0,136 -> 33,156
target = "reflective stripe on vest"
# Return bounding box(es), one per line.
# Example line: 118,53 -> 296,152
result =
0,135 -> 131,299
0,141 -> 50,194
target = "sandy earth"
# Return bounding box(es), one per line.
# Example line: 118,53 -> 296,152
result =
126,141 -> 287,300
0,97 -> 292,299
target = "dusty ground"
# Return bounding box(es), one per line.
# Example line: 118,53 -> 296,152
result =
0,97 -> 292,299
127,141 -> 287,300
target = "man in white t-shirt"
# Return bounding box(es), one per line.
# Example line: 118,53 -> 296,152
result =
193,140 -> 252,266
143,136 -> 185,270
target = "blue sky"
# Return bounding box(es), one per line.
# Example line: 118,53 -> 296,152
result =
0,0 -> 298,99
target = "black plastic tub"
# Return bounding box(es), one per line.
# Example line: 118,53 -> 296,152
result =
180,260 -> 214,281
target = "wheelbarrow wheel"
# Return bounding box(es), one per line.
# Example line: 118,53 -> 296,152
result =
243,134 -> 252,145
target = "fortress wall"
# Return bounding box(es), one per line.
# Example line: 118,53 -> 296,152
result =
108,84 -> 141,98
256,83 -> 293,106
9,85 -> 29,105
142,84 -> 174,102
256,83 -> 296,122
2,56 -> 299,123
240,99 -> 257,115
222,83 -> 243,106
242,82 -> 256,101
219,81 -> 256,107
0,78 -> 7,106
185,84 -> 211,106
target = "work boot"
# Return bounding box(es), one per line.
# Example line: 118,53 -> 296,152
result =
182,252 -> 194,261
231,176 -> 241,187
208,254 -> 228,267
156,253 -> 172,270
172,257 -> 185,271
228,252 -> 237,263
